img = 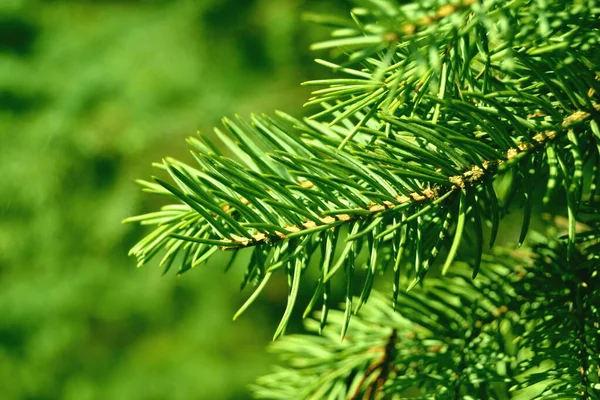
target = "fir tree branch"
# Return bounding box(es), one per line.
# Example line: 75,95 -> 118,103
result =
252,234 -> 600,399
512,229 -> 600,399
252,252 -> 525,399
126,0 -> 600,336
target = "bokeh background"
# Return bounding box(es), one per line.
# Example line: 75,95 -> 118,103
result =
0,1 -> 348,399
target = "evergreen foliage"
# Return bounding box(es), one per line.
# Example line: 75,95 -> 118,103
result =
127,0 -> 600,398
252,232 -> 600,399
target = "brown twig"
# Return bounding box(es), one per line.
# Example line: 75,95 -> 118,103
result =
349,329 -> 398,400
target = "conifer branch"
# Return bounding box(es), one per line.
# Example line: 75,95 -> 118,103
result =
512,231 -> 600,399
126,0 -> 600,337
252,250 -> 524,399
252,234 -> 600,399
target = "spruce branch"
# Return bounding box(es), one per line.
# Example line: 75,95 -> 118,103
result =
511,230 -> 600,399
126,0 -> 600,337
252,253 -> 523,399
252,233 -> 600,399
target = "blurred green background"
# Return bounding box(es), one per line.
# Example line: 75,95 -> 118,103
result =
0,0 -> 347,399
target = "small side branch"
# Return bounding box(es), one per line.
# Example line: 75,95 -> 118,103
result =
349,329 -> 398,400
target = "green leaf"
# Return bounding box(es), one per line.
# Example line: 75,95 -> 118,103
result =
233,272 -> 273,321
170,234 -> 240,248
442,190 -> 466,276
470,191 -> 484,279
